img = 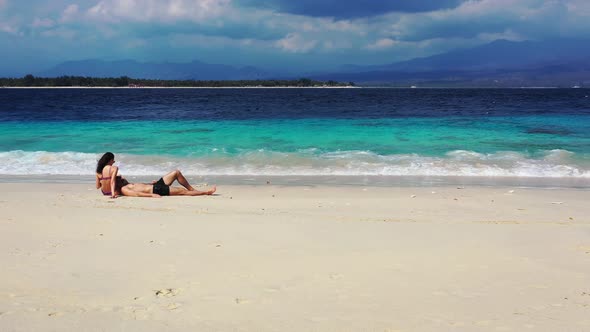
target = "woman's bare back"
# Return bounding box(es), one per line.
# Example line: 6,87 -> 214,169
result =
98,165 -> 117,193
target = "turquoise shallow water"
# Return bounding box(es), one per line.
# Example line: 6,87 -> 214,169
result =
0,116 -> 590,157
0,116 -> 589,178
1,116 -> 590,156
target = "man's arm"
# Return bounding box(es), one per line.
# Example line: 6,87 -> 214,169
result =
121,186 -> 161,198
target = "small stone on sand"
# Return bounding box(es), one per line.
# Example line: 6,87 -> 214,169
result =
235,298 -> 248,304
166,303 -> 181,310
155,288 -> 179,297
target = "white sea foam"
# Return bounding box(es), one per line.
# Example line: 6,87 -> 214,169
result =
0,149 -> 588,178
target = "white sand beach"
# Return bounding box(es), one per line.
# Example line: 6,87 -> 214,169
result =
0,183 -> 589,331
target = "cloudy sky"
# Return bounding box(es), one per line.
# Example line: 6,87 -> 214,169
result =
0,0 -> 589,75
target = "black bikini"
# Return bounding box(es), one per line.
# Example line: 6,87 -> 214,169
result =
99,175 -> 112,196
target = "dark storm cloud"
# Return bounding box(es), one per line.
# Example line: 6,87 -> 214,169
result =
237,0 -> 467,18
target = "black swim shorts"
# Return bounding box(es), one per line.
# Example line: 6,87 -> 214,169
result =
152,178 -> 170,196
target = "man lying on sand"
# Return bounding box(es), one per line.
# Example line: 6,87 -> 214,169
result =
115,170 -> 216,198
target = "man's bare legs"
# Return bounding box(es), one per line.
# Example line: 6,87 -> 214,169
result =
161,169 -> 194,190
155,169 -> 216,196
169,186 -> 216,196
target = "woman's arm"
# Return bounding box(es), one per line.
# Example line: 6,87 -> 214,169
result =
109,166 -> 119,198
95,174 -> 101,189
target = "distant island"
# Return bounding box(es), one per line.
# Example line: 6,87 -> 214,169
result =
0,75 -> 355,88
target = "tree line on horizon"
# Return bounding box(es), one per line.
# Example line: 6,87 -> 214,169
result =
0,74 -> 355,88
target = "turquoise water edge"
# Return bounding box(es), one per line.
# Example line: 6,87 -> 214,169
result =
0,116 -> 589,187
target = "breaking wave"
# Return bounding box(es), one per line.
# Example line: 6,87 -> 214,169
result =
0,149 -> 589,178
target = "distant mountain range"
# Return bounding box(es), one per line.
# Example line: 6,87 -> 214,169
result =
36,39 -> 590,87
312,39 -> 590,86
342,39 -> 590,72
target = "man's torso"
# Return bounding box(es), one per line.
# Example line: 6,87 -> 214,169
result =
123,183 -> 153,194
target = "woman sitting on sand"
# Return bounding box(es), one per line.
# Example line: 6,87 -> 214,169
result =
96,152 -> 121,198
116,170 -> 216,198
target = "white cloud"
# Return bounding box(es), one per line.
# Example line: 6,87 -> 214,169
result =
60,4 -> 79,22
383,0 -> 590,42
124,38 -> 147,49
32,17 -> 55,28
41,27 -> 77,39
322,18 -> 364,33
169,32 -> 266,48
366,38 -> 397,50
566,0 -> 590,14
276,32 -> 317,53
302,22 -> 314,32
0,22 -> 18,34
87,0 -> 232,22
322,39 -> 353,50
477,29 -> 525,42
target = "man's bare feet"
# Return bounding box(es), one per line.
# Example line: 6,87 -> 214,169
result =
206,186 -> 217,195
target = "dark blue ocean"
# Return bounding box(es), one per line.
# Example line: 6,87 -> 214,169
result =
1,88 -> 589,184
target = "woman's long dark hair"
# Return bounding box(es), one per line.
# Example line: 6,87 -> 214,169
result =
96,152 -> 114,174
115,176 -> 129,192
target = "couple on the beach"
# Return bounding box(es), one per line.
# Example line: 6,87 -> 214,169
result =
95,152 -> 216,198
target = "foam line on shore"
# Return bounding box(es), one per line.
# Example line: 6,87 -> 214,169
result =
0,149 -> 588,178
